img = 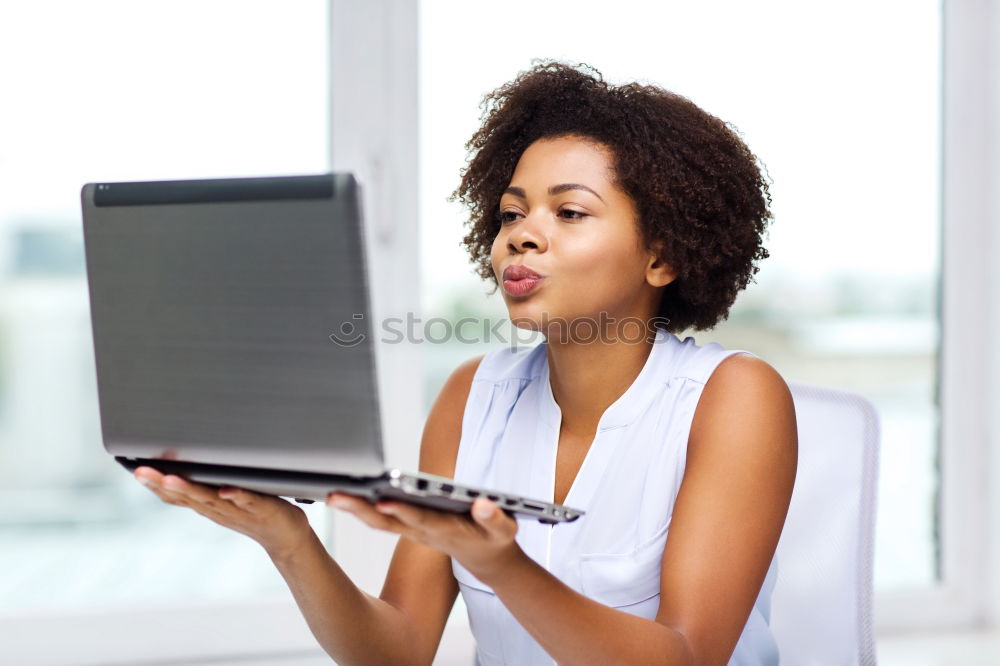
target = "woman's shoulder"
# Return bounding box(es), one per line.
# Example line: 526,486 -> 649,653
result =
418,353 -> 486,478
418,344 -> 542,476
667,333 -> 764,387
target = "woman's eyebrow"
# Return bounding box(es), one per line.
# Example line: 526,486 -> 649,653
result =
503,183 -> 605,203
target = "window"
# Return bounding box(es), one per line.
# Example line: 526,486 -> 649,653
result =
0,0 -> 330,615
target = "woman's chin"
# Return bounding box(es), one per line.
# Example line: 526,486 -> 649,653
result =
506,315 -> 542,333
505,313 -> 574,341
504,303 -> 553,331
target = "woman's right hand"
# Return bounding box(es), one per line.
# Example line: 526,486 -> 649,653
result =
133,466 -> 314,560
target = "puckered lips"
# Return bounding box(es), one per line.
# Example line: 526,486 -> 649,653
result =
502,264 -> 544,297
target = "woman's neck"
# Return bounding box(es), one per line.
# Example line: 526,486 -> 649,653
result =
545,332 -> 655,439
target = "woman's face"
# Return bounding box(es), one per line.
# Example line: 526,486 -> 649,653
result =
491,134 -> 673,340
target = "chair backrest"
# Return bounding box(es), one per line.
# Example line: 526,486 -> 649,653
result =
768,380 -> 880,666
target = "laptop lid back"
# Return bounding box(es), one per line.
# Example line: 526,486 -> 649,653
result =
80,173 -> 385,477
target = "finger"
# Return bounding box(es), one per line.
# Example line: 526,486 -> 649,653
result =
471,498 -> 518,540
375,501 -> 484,548
134,466 -> 166,487
134,470 -> 213,511
161,476 -> 263,519
326,491 -> 365,506
140,477 -> 190,508
133,470 -> 253,531
326,491 -> 375,510
330,494 -> 410,535
217,486 -> 275,514
160,474 -> 228,509
134,468 -> 203,502
135,471 -> 219,512
133,469 -> 176,501
374,500 -> 465,534
154,478 -> 205,510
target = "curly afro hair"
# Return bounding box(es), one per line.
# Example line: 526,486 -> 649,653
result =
449,59 -> 772,333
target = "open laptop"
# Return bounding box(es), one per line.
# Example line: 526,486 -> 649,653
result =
80,173 -> 582,525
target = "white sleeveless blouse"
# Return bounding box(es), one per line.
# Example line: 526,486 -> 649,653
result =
450,327 -> 780,665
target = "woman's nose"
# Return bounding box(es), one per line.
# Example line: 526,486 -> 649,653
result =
507,213 -> 547,253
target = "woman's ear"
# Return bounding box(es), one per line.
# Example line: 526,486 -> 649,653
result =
645,241 -> 676,288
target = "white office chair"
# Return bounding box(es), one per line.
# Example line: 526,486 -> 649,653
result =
768,380 -> 881,666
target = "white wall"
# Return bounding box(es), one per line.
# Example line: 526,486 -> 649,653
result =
987,0 -> 1000,632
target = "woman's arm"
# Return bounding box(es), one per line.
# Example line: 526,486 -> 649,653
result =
136,469 -> 412,665
137,353 -> 485,666
364,353 -> 486,663
656,354 -> 797,665
266,528 -> 413,665
305,353 -> 485,665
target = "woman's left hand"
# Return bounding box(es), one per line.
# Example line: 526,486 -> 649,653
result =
327,492 -> 522,583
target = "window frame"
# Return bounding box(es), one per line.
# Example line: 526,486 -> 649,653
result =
324,0 -> 425,597
873,0 -> 995,634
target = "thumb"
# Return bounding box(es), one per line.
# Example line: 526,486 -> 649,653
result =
472,498 -> 514,535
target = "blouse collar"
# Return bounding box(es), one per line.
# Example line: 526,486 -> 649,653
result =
537,327 -> 674,432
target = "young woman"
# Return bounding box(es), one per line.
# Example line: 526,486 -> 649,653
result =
134,61 -> 797,666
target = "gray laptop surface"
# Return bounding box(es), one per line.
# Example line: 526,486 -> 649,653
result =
80,173 -> 582,524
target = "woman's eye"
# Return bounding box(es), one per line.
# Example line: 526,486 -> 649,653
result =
495,209 -> 586,225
